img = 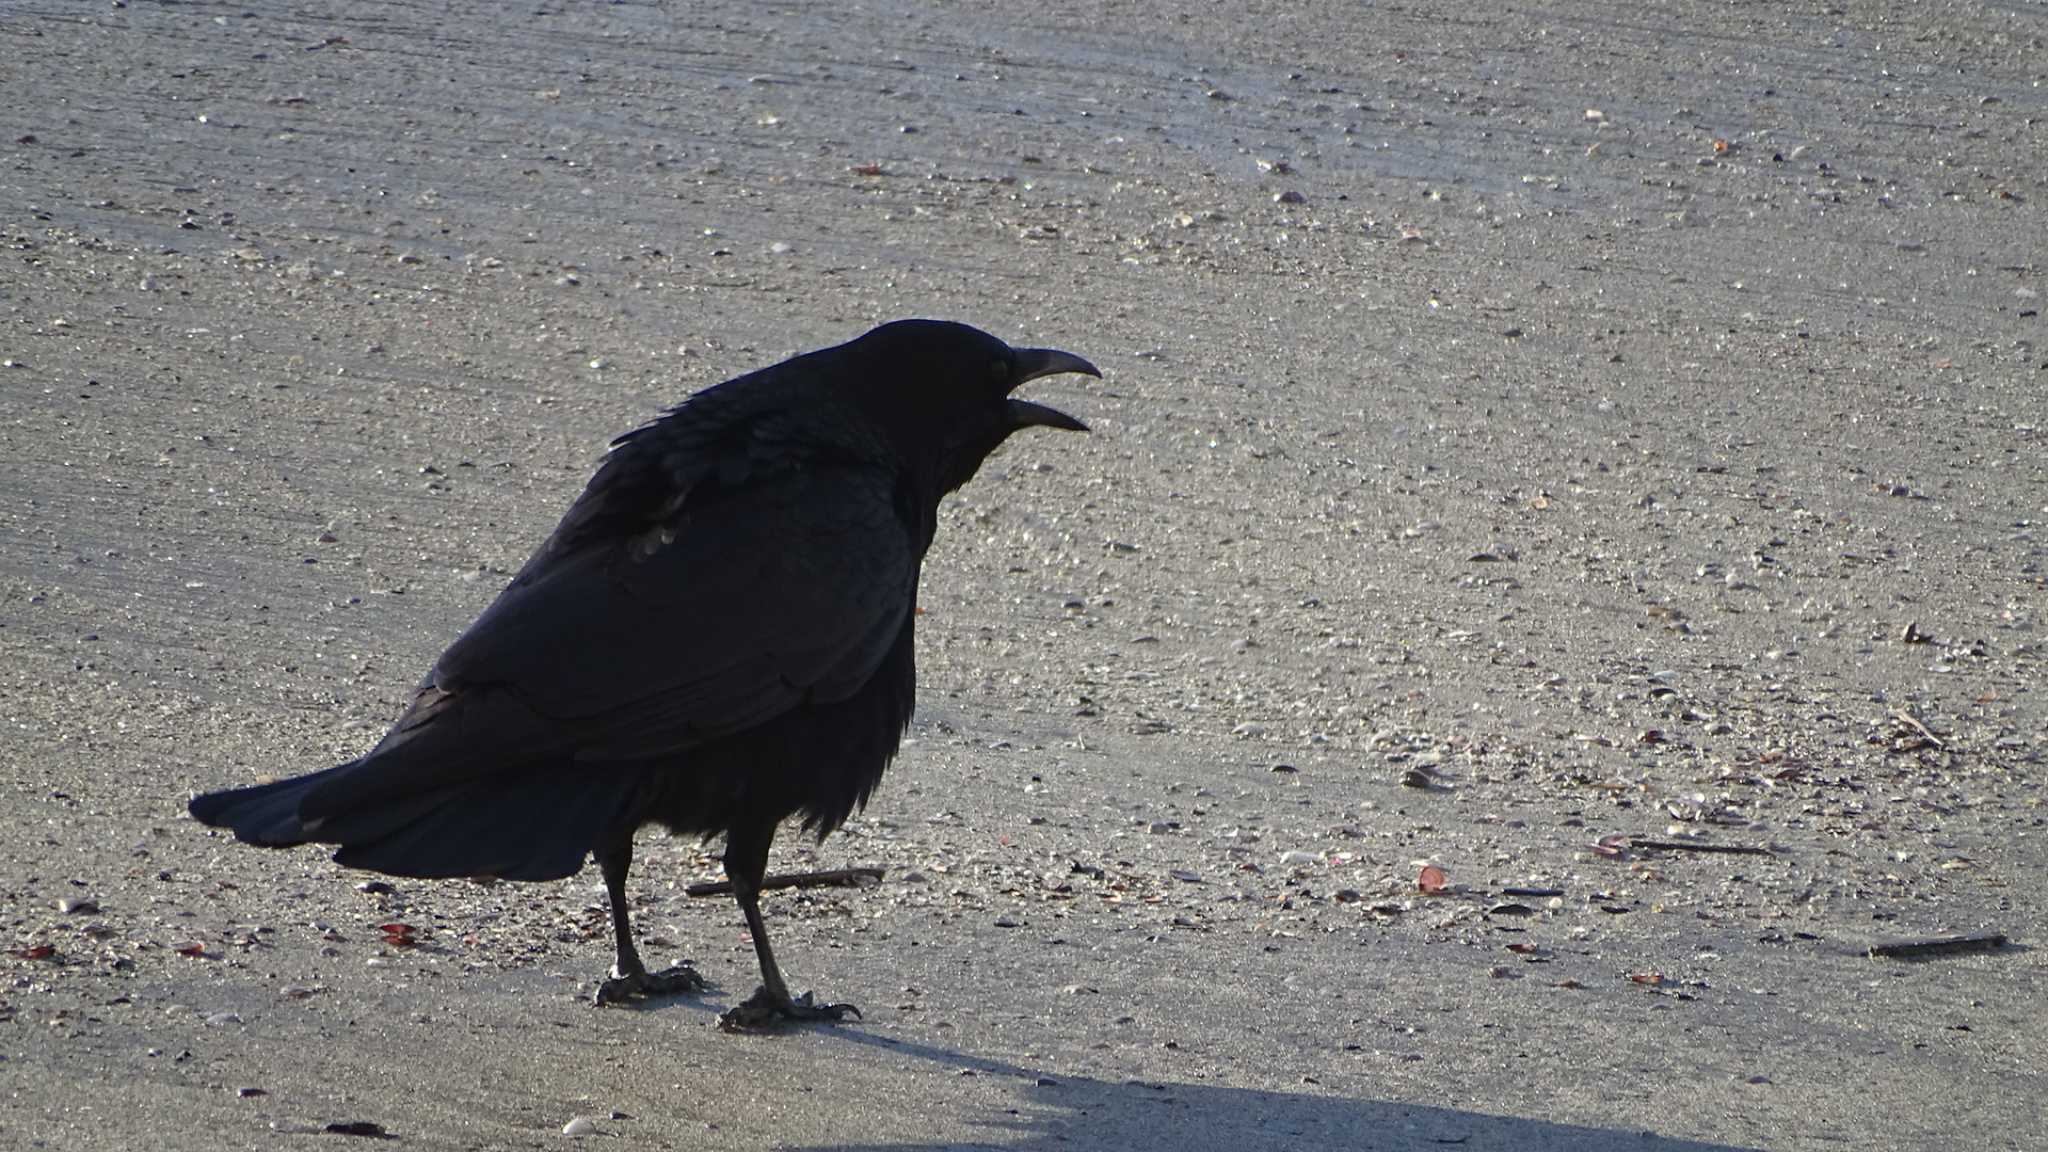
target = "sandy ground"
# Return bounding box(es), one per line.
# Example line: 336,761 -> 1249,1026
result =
3,2 -> 2044,1149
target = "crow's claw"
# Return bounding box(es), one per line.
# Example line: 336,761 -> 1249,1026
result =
594,963 -> 705,1007
716,987 -> 860,1031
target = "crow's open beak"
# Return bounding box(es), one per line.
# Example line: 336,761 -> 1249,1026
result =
1006,347 -> 1098,432
1012,347 -> 1101,386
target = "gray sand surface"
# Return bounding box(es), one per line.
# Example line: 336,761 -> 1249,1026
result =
3,2 -> 2043,1149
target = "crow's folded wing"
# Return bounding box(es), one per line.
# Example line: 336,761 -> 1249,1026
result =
300,396 -> 914,824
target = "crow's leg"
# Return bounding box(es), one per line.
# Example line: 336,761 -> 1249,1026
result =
716,821 -> 859,1031
593,830 -> 704,1006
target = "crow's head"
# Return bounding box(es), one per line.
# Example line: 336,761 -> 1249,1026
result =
842,319 -> 1097,495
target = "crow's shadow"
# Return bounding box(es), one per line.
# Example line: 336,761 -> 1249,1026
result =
808,1028 -> 1755,1152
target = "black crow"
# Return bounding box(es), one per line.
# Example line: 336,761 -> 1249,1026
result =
189,319 -> 1096,1029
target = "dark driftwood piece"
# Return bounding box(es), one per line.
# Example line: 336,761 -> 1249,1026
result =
686,867 -> 886,898
1868,932 -> 2007,960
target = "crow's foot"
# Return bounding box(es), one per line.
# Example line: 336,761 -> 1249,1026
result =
716,987 -> 860,1032
594,963 -> 705,1007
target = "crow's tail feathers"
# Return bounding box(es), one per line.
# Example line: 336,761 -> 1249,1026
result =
188,761 -> 356,848
322,768 -> 639,881
189,762 -> 643,883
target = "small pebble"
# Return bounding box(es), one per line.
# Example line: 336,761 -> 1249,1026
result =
562,1116 -> 597,1137
204,1011 -> 243,1027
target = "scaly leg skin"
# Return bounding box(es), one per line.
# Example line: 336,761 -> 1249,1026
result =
715,824 -> 859,1032
592,833 -> 705,1007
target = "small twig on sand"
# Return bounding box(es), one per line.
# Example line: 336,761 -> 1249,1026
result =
686,867 -> 885,898
1869,932 -> 2007,960
1889,709 -> 1946,748
1631,839 -> 1774,857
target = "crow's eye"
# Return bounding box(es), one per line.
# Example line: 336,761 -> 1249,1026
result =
989,358 -> 1010,384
